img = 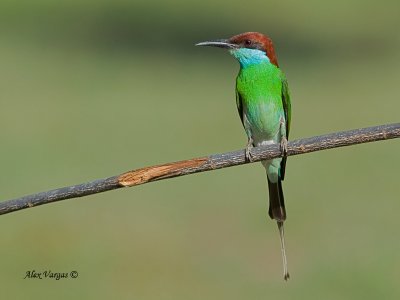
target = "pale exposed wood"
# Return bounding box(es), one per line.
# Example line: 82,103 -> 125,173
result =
119,158 -> 208,186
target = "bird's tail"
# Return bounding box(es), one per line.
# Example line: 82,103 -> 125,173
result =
267,176 -> 290,280
267,176 -> 286,221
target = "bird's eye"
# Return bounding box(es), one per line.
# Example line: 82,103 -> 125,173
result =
244,39 -> 252,46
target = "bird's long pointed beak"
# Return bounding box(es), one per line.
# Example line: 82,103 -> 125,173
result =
195,39 -> 237,49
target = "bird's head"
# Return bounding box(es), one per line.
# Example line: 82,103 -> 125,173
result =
196,32 -> 279,68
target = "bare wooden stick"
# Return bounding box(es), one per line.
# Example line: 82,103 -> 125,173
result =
1,123 -> 399,216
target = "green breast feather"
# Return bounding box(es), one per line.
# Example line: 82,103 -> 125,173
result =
236,63 -> 290,139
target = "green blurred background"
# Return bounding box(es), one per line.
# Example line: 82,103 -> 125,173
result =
1,0 -> 399,299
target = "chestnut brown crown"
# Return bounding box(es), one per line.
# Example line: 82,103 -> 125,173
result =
227,32 -> 279,67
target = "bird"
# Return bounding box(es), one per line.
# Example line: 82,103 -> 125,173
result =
196,32 -> 291,280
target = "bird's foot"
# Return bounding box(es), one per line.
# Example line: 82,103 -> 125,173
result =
245,139 -> 254,162
279,116 -> 288,156
280,136 -> 288,156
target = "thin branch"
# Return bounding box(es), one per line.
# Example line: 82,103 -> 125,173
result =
1,123 -> 399,216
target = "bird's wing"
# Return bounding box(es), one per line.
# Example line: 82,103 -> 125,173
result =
235,90 -> 245,127
281,76 -> 291,139
280,75 -> 291,180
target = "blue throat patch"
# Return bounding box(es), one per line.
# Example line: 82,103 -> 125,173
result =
229,48 -> 270,68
